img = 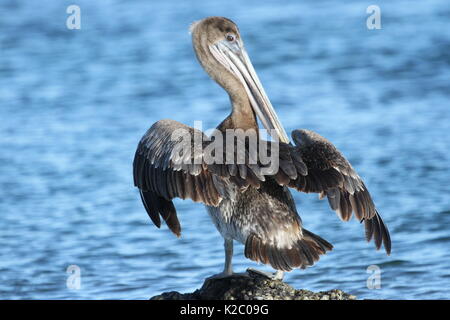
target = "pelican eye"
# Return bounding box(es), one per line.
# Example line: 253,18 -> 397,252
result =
226,34 -> 236,42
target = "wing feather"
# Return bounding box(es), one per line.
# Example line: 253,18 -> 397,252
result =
289,129 -> 391,254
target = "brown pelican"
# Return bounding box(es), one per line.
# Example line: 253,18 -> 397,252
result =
133,17 -> 391,280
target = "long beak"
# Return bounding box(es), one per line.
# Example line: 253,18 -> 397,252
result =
209,40 -> 290,143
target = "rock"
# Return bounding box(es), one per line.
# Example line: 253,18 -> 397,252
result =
150,271 -> 357,300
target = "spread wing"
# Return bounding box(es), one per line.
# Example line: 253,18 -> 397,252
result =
133,119 -> 272,236
134,119 -> 390,254
288,129 -> 391,254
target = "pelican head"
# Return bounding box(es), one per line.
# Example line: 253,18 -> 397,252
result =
190,16 -> 289,143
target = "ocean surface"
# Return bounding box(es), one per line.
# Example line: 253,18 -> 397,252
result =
1,0 -> 449,299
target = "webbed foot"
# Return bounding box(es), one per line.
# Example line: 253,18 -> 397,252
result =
206,271 -> 251,281
246,268 -> 284,281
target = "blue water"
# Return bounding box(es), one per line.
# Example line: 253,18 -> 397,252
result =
1,0 -> 449,299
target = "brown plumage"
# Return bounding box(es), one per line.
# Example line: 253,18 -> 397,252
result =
133,17 -> 391,276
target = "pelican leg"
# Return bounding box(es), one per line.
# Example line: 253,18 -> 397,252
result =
247,268 -> 285,281
223,238 -> 233,275
274,270 -> 284,280
206,239 -> 249,280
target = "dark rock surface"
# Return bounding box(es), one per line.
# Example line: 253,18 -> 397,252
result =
151,271 -> 357,300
